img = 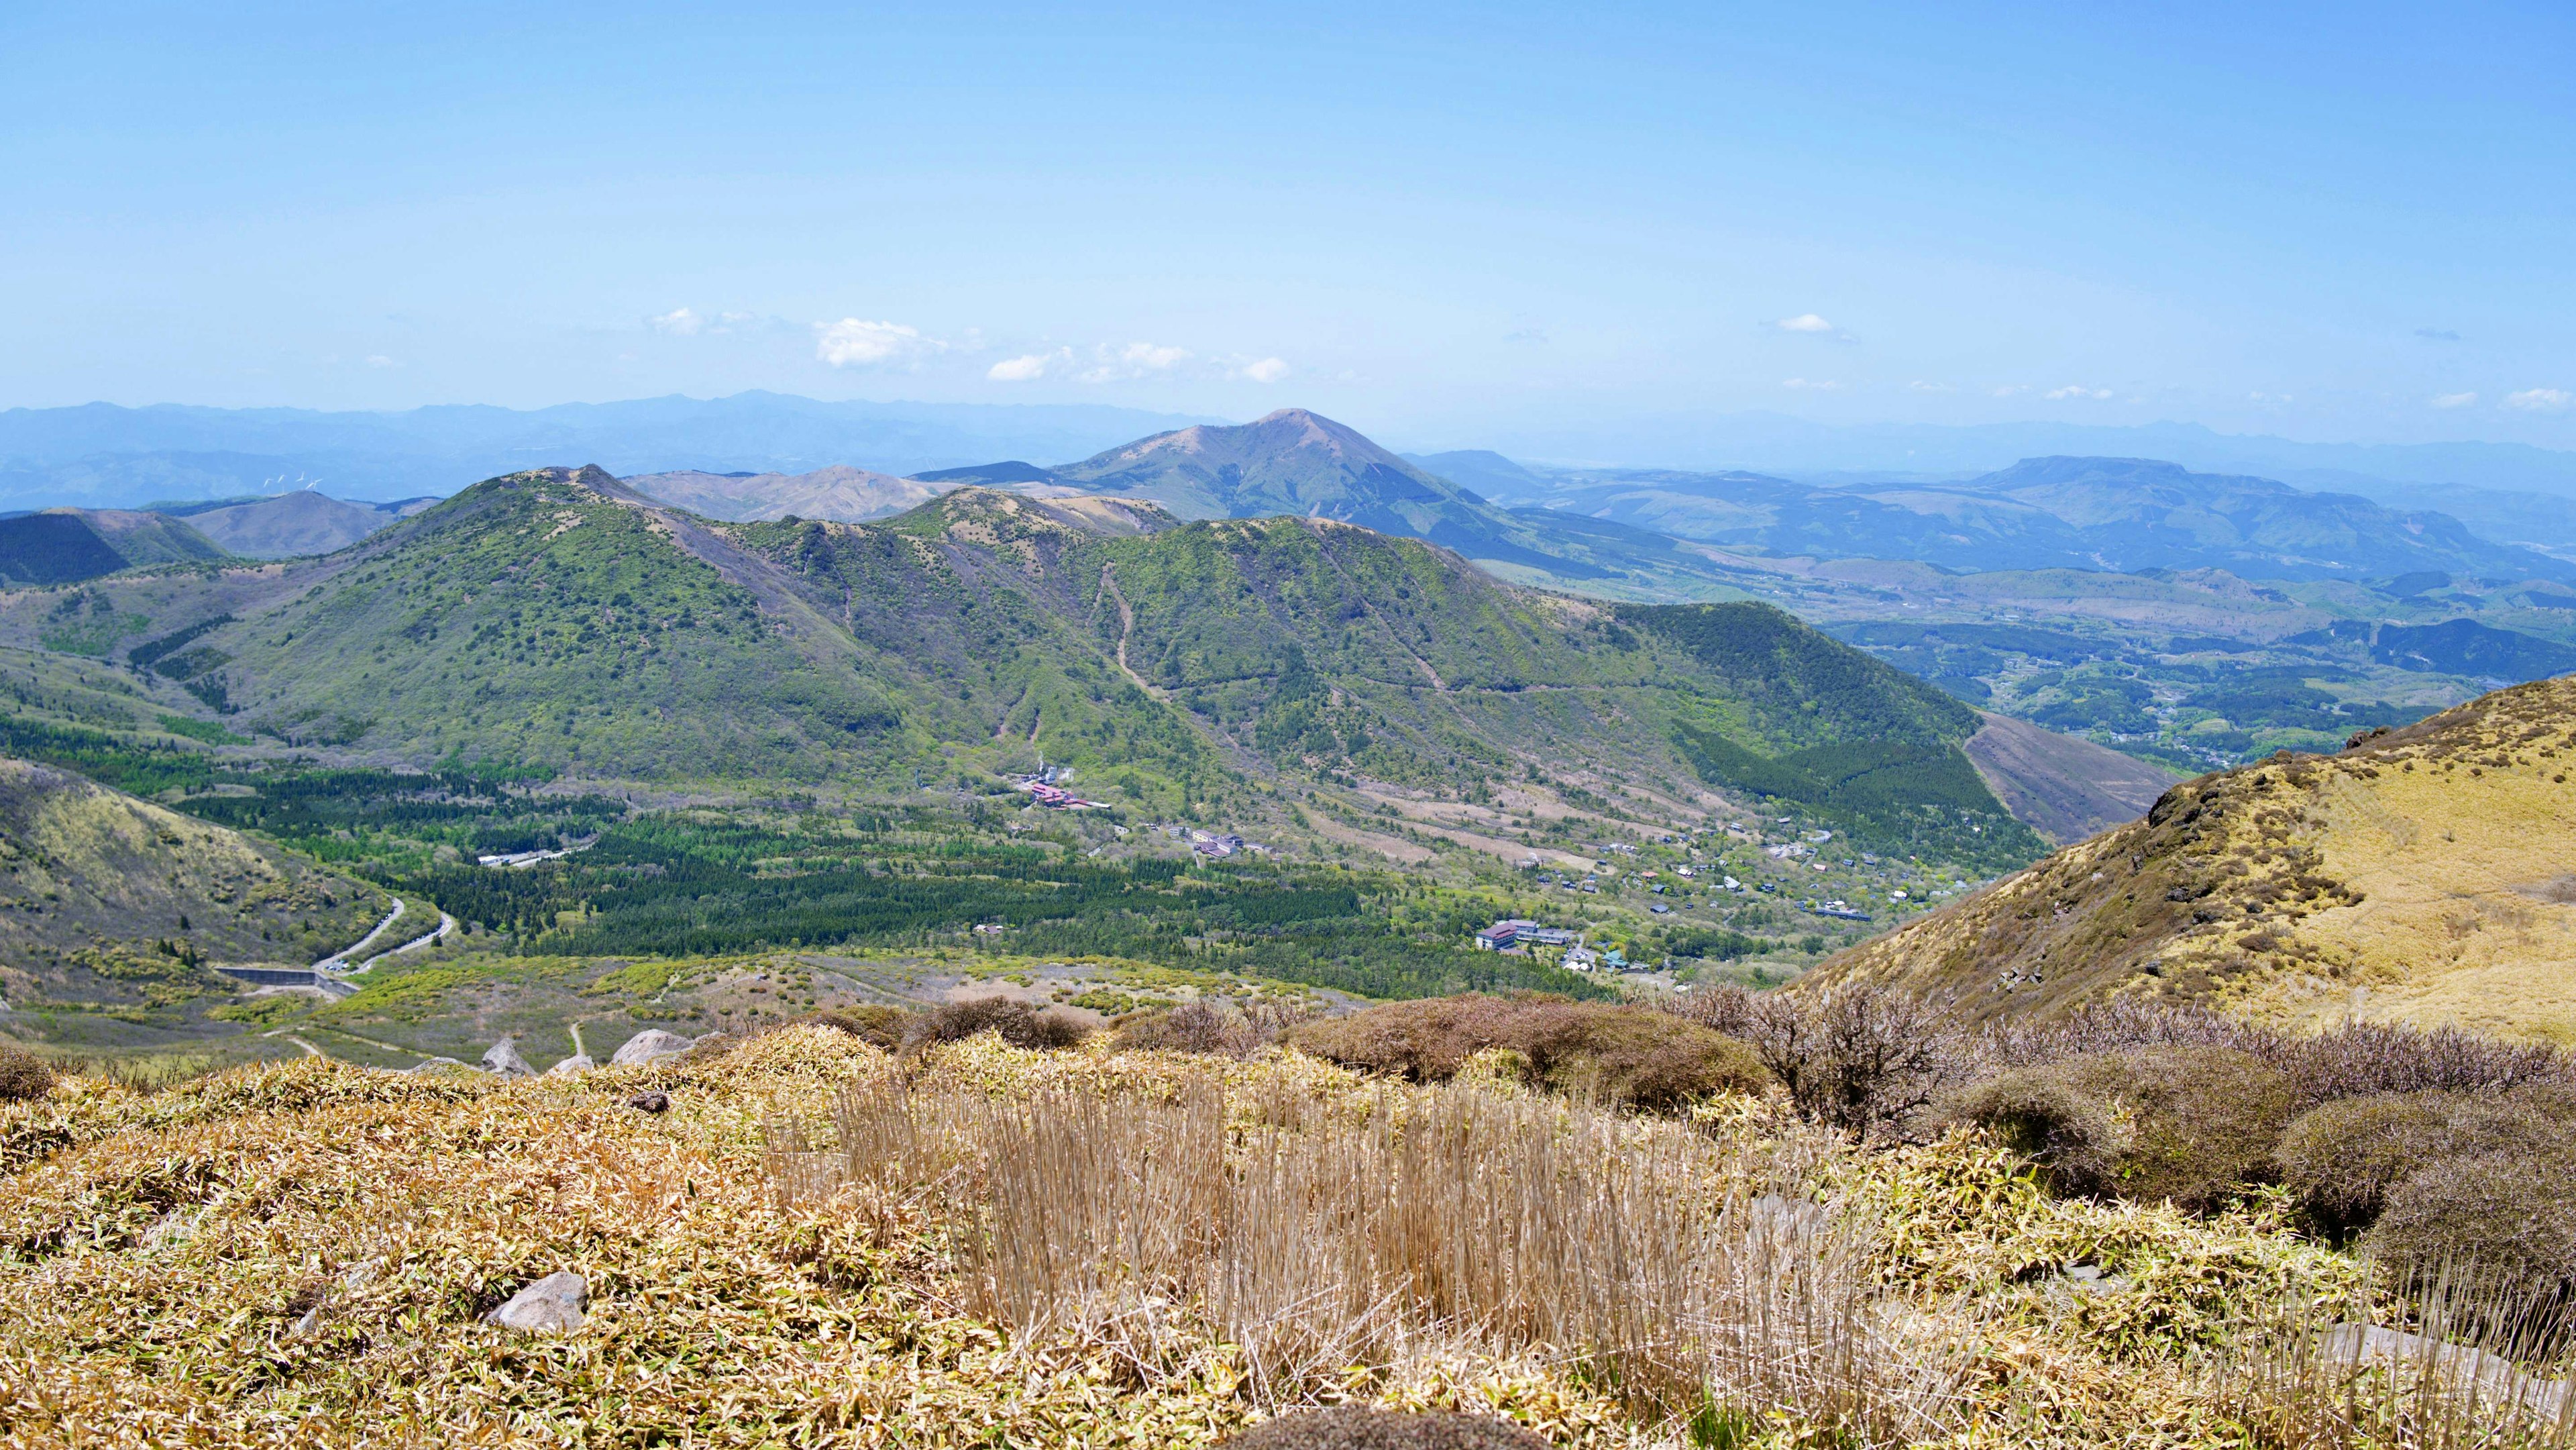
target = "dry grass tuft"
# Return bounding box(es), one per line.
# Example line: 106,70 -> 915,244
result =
783,1056 -> 1947,1443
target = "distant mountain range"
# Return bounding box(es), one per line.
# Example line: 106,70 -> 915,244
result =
1455,413 -> 2576,502
0,393 -> 1212,507
1446,454 -> 2576,583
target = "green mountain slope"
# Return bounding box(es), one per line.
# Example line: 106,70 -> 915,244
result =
0,471 -> 2045,869
0,754 -> 388,1027
0,508 -> 227,585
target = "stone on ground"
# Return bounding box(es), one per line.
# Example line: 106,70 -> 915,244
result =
485,1271 -> 587,1335
609,1029 -> 696,1067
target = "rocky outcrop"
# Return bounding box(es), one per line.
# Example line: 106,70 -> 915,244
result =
544,1053 -> 594,1077
482,1039 -> 534,1078
609,1029 -> 695,1067
485,1271 -> 586,1335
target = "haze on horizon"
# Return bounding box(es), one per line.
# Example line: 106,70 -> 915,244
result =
4,1 -> 2570,456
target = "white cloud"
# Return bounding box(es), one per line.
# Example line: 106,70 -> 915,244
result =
363,354 -> 400,369
2505,387 -> 2571,413
1991,384 -> 2028,397
1775,313 -> 1835,333
987,352 -> 1057,382
1076,341 -> 1193,383
814,318 -> 943,367
1781,377 -> 1841,391
1907,380 -> 1953,393
1235,356 -> 1290,383
2045,384 -> 2113,401
2249,391 -> 2293,403
648,307 -> 703,336
2432,391 -> 2479,409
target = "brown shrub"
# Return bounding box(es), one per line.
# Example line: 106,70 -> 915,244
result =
1112,1001 -> 1262,1057
1741,984 -> 1961,1140
1281,995 -> 1542,1084
808,1004 -> 912,1051
2364,1151 -> 2576,1308
1509,1003 -> 1772,1110
2273,1092 -> 2460,1231
1660,982 -> 1758,1037
1219,1407 -> 1549,1449
0,1043 -> 55,1102
1284,996 -> 1768,1110
2271,1021 -> 2572,1106
2276,1089 -> 2576,1232
1974,999 -> 2275,1071
2062,1046 -> 2294,1212
1941,1066 -> 2125,1198
904,996 -> 1092,1053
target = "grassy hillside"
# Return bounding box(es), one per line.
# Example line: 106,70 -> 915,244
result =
1813,673 -> 2576,1044
0,754 -> 388,1045
0,508 -> 227,586
154,490 -> 404,558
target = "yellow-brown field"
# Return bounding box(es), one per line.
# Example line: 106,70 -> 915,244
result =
1817,675 -> 2576,1045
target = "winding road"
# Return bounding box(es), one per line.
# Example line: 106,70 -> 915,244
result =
312,898 -> 405,971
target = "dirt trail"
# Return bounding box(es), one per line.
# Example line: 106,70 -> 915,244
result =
1096,564 -> 1168,700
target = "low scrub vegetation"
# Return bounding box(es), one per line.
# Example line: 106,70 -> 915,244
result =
901,995 -> 1093,1052
0,1043 -> 55,1102
1283,995 -> 1770,1110
5,1022 -> 2571,1445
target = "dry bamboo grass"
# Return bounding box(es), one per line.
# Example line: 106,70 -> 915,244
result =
782,1068 -> 1964,1444
2206,1265 -> 2576,1449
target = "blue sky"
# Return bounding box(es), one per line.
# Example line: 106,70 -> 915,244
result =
5,1 -> 2570,450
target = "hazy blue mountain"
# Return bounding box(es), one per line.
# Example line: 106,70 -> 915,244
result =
150,490 -> 427,558
0,393 -> 1214,508
1524,455 -> 2573,582
1472,413 -> 2576,500
2365,618 -> 2576,680
1404,449 -> 1553,503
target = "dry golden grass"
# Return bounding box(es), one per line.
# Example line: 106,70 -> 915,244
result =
1815,676 -> 2576,1046
1,1025 -> 2568,1447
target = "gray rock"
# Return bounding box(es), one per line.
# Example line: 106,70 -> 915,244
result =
486,1270 -> 587,1335
609,1029 -> 695,1067
2323,1323 -> 2568,1418
482,1038 -> 535,1078
544,1053 -> 594,1077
